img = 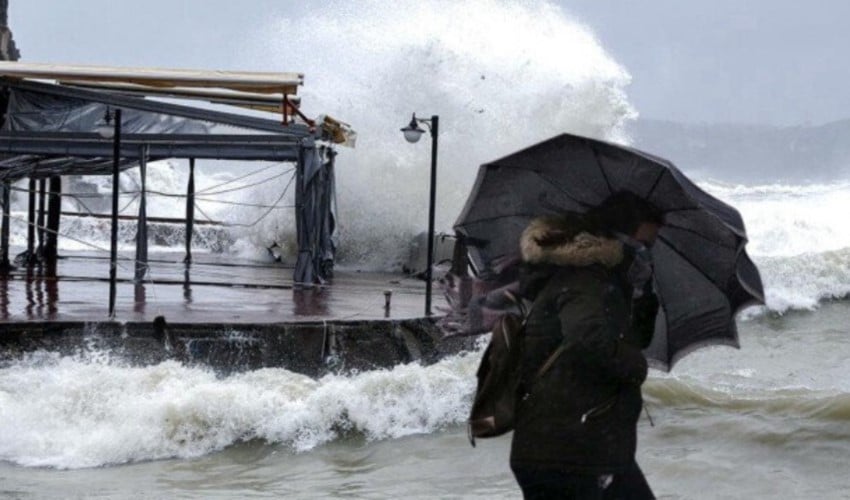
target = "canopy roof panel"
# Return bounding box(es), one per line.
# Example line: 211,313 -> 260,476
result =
0,61 -> 303,95
0,62 -> 355,180
56,81 -> 301,115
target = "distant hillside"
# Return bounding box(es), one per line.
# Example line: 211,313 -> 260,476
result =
628,119 -> 850,183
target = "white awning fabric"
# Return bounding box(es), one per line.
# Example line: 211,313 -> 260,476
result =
0,62 -> 356,147
0,61 -> 303,94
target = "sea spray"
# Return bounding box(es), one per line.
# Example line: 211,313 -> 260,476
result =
241,0 -> 636,268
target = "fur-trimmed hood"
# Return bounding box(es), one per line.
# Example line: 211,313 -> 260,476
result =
520,215 -> 623,268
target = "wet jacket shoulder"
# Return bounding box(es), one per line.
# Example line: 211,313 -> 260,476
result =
510,215 -> 657,473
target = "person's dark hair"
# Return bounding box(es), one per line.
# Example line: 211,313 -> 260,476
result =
585,191 -> 664,236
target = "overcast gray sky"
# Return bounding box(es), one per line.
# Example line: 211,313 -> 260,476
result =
8,0 -> 849,126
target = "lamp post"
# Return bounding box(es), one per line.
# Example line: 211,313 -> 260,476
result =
401,113 -> 439,316
99,107 -> 122,318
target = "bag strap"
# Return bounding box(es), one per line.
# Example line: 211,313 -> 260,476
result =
535,341 -> 571,379
503,288 -> 567,381
519,289 -> 572,388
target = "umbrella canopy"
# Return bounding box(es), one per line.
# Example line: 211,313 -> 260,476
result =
454,133 -> 764,370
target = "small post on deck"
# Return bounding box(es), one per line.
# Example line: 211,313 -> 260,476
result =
37,178 -> 46,259
44,175 -> 61,266
26,177 -> 36,265
0,180 -> 11,272
184,157 -> 195,264
108,108 -> 122,318
134,145 -> 149,283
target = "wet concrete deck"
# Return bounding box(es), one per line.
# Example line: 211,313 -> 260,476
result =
0,253 -> 474,376
0,252 -> 438,323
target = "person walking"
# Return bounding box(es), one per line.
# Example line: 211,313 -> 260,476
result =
510,191 -> 662,499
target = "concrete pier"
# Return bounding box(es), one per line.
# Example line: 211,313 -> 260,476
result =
0,252 -> 476,376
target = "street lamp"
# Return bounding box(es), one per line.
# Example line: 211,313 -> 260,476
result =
400,113 -> 439,316
96,107 -> 116,139
101,107 -> 123,318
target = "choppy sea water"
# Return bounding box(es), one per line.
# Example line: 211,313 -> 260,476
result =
4,176 -> 850,498
1,301 -> 849,499
3,175 -> 850,499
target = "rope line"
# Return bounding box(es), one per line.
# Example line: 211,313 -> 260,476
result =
192,168 -> 294,196
195,162 -> 280,194
195,169 -> 297,228
6,181 -> 294,210
2,161 -> 308,314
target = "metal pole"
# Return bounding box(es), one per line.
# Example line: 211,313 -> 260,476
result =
27,177 -> 36,264
184,158 -> 195,264
425,115 -> 439,316
0,181 -> 10,271
45,176 -> 61,264
37,178 -> 45,257
134,145 -> 148,282
108,109 -> 122,318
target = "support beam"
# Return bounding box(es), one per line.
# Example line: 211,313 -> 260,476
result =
108,109 -> 122,318
184,157 -> 195,264
0,180 -> 10,272
0,132 -> 302,166
37,178 -> 46,258
45,175 -> 61,264
26,177 -> 36,264
134,145 -> 149,282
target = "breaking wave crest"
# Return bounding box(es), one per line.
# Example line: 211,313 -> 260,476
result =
0,347 -> 482,469
699,180 -> 850,314
3,340 -> 848,470
645,377 -> 850,422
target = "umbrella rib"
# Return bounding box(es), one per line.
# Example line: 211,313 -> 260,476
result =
459,212 -> 551,226
657,233 -> 723,289
663,223 -> 737,250
533,171 -> 596,209
590,148 -> 614,195
663,206 -> 701,214
645,169 -> 666,199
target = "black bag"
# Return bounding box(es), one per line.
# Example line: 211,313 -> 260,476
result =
467,299 -> 567,446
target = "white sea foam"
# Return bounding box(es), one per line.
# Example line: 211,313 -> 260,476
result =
701,180 -> 850,257
0,348 -> 481,469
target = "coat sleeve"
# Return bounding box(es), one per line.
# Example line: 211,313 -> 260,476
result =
555,283 -> 648,386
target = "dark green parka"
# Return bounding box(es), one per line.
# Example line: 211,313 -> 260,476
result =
510,216 -> 658,474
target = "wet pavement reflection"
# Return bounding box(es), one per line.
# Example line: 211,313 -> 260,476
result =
0,252 -> 437,323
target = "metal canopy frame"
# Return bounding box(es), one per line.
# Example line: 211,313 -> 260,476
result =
0,78 -> 316,180
0,131 -> 303,177
0,76 -> 337,305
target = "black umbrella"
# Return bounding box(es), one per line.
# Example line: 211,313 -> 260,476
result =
454,133 -> 764,371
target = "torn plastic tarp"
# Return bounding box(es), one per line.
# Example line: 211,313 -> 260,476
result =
294,144 -> 337,285
3,87 -> 211,135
